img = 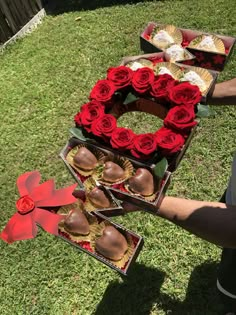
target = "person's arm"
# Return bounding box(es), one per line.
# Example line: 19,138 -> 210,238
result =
158,196 -> 236,248
208,78 -> 236,105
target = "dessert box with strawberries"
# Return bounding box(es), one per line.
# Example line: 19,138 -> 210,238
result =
55,203 -> 144,275
59,137 -> 171,215
140,22 -> 236,71
120,52 -> 218,104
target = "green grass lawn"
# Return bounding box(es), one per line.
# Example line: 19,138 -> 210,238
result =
0,0 -> 236,314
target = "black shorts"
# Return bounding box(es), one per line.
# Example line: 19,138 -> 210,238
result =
217,192 -> 236,311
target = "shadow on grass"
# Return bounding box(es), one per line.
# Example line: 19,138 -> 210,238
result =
95,263 -> 166,315
159,261 -> 224,314
44,0 -> 157,14
95,261 -> 224,314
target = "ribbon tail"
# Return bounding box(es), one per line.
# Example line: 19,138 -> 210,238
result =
33,208 -> 64,236
0,213 -> 37,244
36,183 -> 78,208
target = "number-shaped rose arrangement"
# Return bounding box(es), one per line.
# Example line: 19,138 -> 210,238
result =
73,66 -> 201,160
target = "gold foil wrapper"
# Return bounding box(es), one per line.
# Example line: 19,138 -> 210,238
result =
57,199 -> 85,215
83,178 -> 117,212
153,62 -> 182,79
181,66 -> 213,94
58,208 -> 104,242
92,156 -> 134,186
124,182 -> 158,202
151,24 -> 183,49
188,34 -> 225,53
90,221 -> 135,269
66,144 -> 105,177
125,58 -> 154,70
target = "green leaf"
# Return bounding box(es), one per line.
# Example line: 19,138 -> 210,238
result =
123,92 -> 139,105
69,127 -> 92,141
153,157 -> 168,179
196,103 -> 216,118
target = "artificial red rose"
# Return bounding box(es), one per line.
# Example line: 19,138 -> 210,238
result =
144,34 -> 150,40
182,37 -> 190,48
16,195 -> 35,214
79,101 -> 105,132
107,66 -> 133,89
74,112 -> 82,126
110,128 -> 135,150
148,56 -> 164,65
150,74 -> 177,103
200,62 -> 213,70
130,133 -> 157,159
195,52 -> 205,62
213,55 -> 225,65
90,79 -> 116,103
168,82 -> 201,108
164,105 -> 198,134
155,127 -> 185,156
182,60 -> 195,66
91,114 -> 117,138
132,67 -> 155,94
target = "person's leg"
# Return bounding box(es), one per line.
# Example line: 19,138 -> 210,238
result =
218,248 -> 236,313
217,192 -> 236,314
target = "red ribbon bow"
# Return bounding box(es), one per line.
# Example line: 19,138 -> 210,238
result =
0,171 -> 77,244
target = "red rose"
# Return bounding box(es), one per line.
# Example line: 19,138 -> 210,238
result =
110,128 -> 135,150
90,79 -> 116,103
168,82 -> 201,108
74,112 -> 82,126
79,101 -> 105,132
91,114 -> 117,138
155,127 -> 185,156
164,105 -> 197,134
132,67 -> 155,94
182,37 -> 190,47
16,195 -> 35,214
148,56 -> 164,65
144,34 -> 150,40
150,74 -> 176,103
107,66 -> 133,89
130,133 -> 157,159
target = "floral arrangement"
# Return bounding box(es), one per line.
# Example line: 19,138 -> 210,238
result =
74,66 -> 201,160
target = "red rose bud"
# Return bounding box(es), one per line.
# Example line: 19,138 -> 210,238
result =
164,105 -> 197,134
16,195 -> 35,215
155,127 -> 185,156
144,34 -> 150,40
91,114 -> 117,138
148,56 -> 164,65
80,101 -> 105,132
110,127 -> 135,150
90,79 -> 116,103
131,133 -> 157,159
181,37 -> 190,48
150,74 -> 177,104
132,67 -> 155,94
168,82 -> 201,108
107,66 -> 133,89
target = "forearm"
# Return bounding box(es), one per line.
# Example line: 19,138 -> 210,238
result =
208,78 -> 236,105
159,196 -> 236,248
